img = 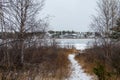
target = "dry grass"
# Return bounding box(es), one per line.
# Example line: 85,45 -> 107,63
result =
75,52 -> 97,75
75,45 -> 120,80
0,47 -> 74,80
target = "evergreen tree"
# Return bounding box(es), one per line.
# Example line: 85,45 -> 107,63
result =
110,18 -> 120,41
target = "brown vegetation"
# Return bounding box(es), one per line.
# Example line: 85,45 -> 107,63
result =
0,46 -> 74,80
75,43 -> 120,80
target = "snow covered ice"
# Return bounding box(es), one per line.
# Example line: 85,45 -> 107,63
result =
68,54 -> 93,80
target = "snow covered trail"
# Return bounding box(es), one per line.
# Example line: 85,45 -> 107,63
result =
68,54 -> 93,80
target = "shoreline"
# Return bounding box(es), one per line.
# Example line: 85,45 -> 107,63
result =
51,38 -> 95,40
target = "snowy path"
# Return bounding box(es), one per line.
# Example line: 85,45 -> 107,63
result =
68,54 -> 93,80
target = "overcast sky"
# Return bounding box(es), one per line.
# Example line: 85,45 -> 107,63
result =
41,0 -> 97,32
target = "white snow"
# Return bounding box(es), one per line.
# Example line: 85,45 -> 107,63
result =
74,44 -> 87,50
68,54 -> 93,80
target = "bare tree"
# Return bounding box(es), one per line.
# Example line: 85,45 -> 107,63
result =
1,0 -> 47,65
91,0 -> 119,57
0,0 -> 10,66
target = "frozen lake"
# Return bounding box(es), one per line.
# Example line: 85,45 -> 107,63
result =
0,39 -> 94,50
56,39 -> 94,50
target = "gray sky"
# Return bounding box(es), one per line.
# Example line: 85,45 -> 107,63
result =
41,0 -> 97,32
